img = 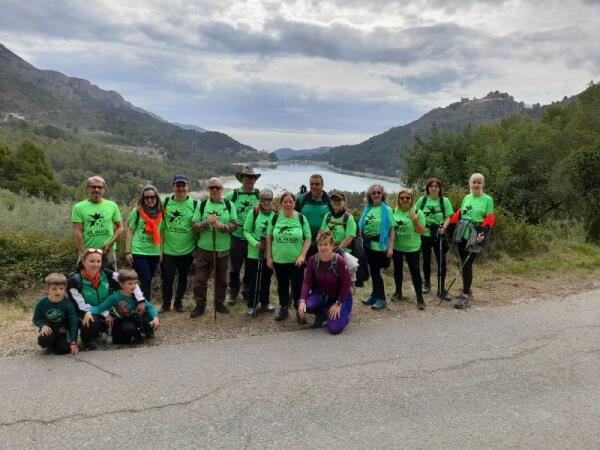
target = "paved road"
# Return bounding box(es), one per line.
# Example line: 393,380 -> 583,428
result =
1,290 -> 599,449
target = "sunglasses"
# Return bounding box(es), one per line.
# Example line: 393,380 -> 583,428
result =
260,198 -> 273,202
85,248 -> 104,255
399,196 -> 411,200
208,186 -> 222,190
371,191 -> 382,195
88,185 -> 104,190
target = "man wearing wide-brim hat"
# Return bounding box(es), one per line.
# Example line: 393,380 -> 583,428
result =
224,165 -> 262,305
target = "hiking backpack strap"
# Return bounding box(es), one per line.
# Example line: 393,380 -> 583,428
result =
200,199 -> 231,219
314,253 -> 340,277
418,196 -> 428,211
251,207 -> 260,232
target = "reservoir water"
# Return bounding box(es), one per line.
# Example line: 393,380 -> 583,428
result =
224,164 -> 401,194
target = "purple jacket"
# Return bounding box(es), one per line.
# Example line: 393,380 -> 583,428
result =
301,253 -> 352,303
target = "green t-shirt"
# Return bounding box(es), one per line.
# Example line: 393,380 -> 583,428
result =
243,209 -> 275,259
296,194 -> 331,243
460,193 -> 494,239
91,292 -> 157,319
415,196 -> 454,237
192,199 -> 238,252
319,212 -> 357,253
128,209 -> 161,256
224,189 -> 260,239
393,209 -> 425,252
32,296 -> 78,341
267,212 -> 312,264
362,204 -> 394,252
161,196 -> 197,256
71,199 -> 122,251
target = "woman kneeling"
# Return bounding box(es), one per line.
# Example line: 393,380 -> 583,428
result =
298,230 -> 353,334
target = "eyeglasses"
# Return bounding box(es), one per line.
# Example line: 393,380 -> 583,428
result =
371,191 -> 382,195
208,186 -> 222,191
260,198 -> 273,202
85,248 -> 104,255
88,185 -> 104,190
399,196 -> 411,200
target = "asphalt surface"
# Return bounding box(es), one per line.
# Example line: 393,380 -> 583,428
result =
1,289 -> 599,449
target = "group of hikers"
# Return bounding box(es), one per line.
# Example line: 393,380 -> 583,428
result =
33,166 -> 495,355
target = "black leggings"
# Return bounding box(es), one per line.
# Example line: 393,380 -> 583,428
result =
79,314 -> 106,345
458,240 -> 478,294
273,263 -> 304,308
393,250 -> 423,303
421,235 -> 448,289
161,253 -> 194,309
245,258 -> 273,308
112,316 -> 153,344
38,331 -> 70,354
366,248 -> 390,299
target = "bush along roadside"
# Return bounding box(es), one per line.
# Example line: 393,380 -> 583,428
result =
0,231 -> 78,302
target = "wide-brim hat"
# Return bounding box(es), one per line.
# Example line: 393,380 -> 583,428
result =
235,165 -> 261,183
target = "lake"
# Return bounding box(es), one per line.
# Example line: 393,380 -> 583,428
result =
223,163 -> 401,194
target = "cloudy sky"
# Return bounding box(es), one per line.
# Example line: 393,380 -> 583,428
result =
1,0 -> 599,150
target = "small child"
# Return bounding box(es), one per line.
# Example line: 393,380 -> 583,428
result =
89,269 -> 159,344
32,273 -> 79,355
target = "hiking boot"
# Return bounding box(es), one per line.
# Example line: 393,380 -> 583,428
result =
422,282 -> 431,294
417,301 -> 425,310
227,298 -> 237,306
274,306 -> 289,321
260,304 -> 275,313
174,304 -> 185,313
437,290 -> 451,302
190,304 -> 206,318
247,307 -> 257,318
362,296 -> 376,306
371,298 -> 386,310
296,312 -> 308,325
390,291 -> 402,302
215,303 -> 230,314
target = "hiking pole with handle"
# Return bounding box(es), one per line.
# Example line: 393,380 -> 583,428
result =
437,234 -> 443,301
212,226 -> 217,324
253,245 -> 265,318
440,244 -> 473,306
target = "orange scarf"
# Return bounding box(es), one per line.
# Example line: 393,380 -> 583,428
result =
82,269 -> 100,289
138,208 -> 163,245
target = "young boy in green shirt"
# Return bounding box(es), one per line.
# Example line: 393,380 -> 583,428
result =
33,273 -> 79,355
88,269 -> 159,344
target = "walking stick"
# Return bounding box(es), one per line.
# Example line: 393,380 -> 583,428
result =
212,227 -> 217,324
440,245 -> 473,305
437,235 -> 443,300
252,247 -> 264,317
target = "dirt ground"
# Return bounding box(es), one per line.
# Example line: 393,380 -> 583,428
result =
2,266 -> 599,358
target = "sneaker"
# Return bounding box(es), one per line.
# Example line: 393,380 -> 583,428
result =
259,304 -> 275,313
437,291 -> 452,302
454,294 -> 466,310
158,305 -> 171,314
174,304 -> 185,313
422,283 -> 431,294
215,303 -> 230,314
190,304 -> 206,318
417,301 -> 425,310
274,306 -> 289,321
390,291 -> 402,302
247,307 -> 257,317
312,311 -> 327,329
371,298 -> 387,310
84,339 -> 98,350
362,296 -> 376,306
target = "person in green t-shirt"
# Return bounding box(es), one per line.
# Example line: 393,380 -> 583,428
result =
358,184 -> 395,311
392,188 -> 426,310
33,273 -> 79,355
90,269 -> 160,344
319,190 -> 357,253
71,175 -> 122,271
267,191 -> 312,322
190,177 -> 238,318
159,175 -> 197,313
224,166 -> 261,306
449,173 -> 495,309
415,178 -> 454,300
295,174 -> 332,260
125,185 -> 163,302
242,189 -> 277,317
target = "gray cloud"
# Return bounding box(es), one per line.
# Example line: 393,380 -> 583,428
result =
387,69 -> 462,94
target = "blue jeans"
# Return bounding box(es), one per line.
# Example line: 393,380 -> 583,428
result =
132,255 -> 160,301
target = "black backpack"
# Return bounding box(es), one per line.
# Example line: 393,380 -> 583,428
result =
324,211 -> 350,230
198,198 -> 233,219
313,253 -> 341,277
231,188 -> 260,203
418,195 -> 446,218
157,196 -> 198,228
250,207 -> 278,233
271,211 -> 305,229
296,191 -> 332,213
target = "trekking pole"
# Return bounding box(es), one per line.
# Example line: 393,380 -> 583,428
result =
212,227 -> 217,324
253,248 -> 264,317
437,235 -> 442,300
441,248 -> 473,305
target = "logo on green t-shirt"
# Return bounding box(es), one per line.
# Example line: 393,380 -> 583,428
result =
424,206 -> 437,218
395,217 -> 408,229
89,212 -> 105,228
45,308 -> 65,323
463,205 -> 473,215
168,209 -> 184,224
